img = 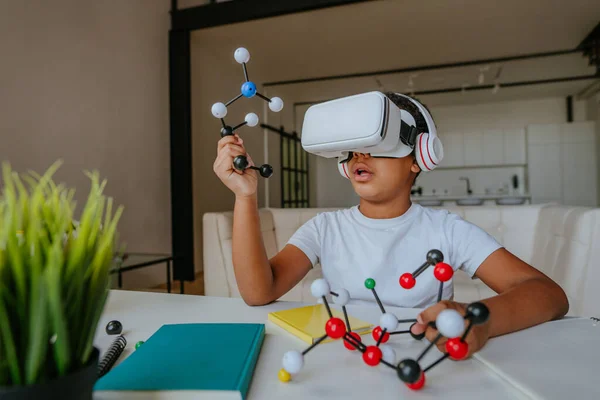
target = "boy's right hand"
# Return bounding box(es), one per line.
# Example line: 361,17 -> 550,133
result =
213,134 -> 258,198
410,300 -> 490,359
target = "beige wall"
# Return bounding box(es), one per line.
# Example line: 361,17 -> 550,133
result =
0,0 -> 171,289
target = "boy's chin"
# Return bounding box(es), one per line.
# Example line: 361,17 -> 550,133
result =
352,180 -> 407,203
352,185 -> 387,202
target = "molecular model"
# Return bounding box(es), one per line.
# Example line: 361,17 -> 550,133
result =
278,249 -> 490,391
211,47 -> 284,178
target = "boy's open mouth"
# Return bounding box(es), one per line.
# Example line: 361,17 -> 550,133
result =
352,163 -> 373,182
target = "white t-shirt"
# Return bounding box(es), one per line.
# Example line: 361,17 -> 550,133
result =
287,203 -> 502,309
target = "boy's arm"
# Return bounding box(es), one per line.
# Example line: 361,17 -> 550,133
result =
471,247 -> 569,337
213,134 -> 312,306
232,195 -> 312,306
412,248 -> 569,356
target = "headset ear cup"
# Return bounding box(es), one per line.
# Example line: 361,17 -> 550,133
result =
428,135 -> 443,166
415,133 -> 443,172
338,159 -> 351,179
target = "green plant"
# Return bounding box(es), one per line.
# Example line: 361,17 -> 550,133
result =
0,161 -> 124,387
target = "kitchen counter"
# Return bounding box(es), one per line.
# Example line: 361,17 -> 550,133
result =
411,193 -> 531,201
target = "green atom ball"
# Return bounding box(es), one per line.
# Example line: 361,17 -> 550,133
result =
135,340 -> 145,350
364,278 -> 376,290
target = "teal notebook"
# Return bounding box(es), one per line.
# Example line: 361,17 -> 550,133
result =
94,323 -> 265,400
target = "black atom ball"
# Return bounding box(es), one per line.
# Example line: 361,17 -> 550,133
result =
105,320 -> 123,335
220,126 -> 234,137
466,302 -> 490,325
409,322 -> 425,341
233,155 -> 248,170
259,164 -> 273,178
427,249 -> 444,264
397,358 -> 422,384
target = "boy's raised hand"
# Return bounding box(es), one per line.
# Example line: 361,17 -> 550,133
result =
213,134 -> 258,198
410,300 -> 491,358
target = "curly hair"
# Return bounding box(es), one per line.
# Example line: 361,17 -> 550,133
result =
383,92 -> 435,186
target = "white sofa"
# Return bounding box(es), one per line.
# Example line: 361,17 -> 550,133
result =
203,204 -> 600,317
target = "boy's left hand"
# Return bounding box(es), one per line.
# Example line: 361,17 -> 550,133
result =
410,300 -> 491,358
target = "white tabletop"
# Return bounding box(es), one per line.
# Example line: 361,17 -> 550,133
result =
93,290 -> 536,399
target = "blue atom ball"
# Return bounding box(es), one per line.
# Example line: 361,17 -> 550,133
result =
241,81 -> 257,98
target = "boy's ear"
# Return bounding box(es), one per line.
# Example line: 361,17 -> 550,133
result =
411,158 -> 421,173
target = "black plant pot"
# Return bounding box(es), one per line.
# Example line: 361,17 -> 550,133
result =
0,347 -> 99,400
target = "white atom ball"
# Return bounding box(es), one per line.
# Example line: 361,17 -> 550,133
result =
310,279 -> 330,298
234,47 -> 250,64
211,102 -> 227,118
245,113 -> 259,127
333,288 -> 350,306
436,309 -> 465,338
268,97 -> 284,112
380,344 -> 396,364
282,350 -> 303,374
380,313 -> 399,332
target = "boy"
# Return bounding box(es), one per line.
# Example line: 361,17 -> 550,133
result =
213,92 -> 569,357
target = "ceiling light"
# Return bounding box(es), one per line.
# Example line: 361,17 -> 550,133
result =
478,66 -> 490,85
408,73 -> 418,88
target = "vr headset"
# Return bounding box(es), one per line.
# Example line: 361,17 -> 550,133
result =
300,91 -> 443,179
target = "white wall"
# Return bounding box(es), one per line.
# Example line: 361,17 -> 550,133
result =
433,97 -> 581,131
0,0 -> 171,289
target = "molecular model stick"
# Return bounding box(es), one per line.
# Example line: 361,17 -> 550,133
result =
278,249 -> 490,391
211,47 -> 284,178
400,249 -> 455,302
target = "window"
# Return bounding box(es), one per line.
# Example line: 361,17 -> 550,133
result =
281,131 -> 309,208
261,124 -> 310,208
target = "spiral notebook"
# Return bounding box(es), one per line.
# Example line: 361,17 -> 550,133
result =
98,335 -> 128,378
93,323 -> 265,400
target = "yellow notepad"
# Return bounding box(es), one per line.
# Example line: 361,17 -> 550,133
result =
268,304 -> 373,344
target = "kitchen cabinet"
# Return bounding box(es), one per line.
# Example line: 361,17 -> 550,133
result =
503,128 -> 526,164
483,129 -> 504,165
527,142 -> 562,204
527,121 -> 597,207
439,129 -> 526,168
440,132 -> 464,167
560,122 -> 597,207
463,131 -> 484,166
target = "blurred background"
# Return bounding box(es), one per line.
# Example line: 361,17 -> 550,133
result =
1,0 -> 599,292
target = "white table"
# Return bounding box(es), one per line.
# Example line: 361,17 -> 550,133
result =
92,290 -> 595,399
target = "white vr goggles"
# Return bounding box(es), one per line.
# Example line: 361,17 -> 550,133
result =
300,91 -> 443,179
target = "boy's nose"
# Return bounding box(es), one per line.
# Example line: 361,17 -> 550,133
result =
353,152 -> 371,159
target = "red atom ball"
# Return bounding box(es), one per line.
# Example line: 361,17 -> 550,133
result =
406,372 -> 426,390
399,273 -> 416,289
325,317 -> 346,339
445,337 -> 469,360
362,346 -> 382,366
372,326 -> 390,343
344,331 -> 361,350
434,262 -> 454,282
